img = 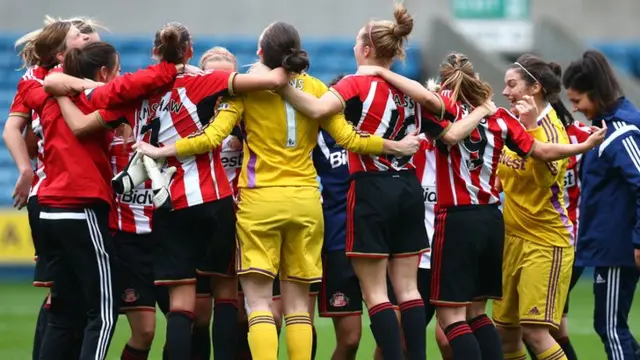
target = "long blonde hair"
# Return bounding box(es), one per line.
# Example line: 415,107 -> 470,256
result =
14,16 -> 106,69
439,52 -> 492,107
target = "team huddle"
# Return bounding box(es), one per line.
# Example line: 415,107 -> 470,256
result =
4,3 -> 640,360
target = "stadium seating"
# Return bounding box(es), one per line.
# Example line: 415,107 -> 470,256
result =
0,34 -> 423,205
590,41 -> 640,77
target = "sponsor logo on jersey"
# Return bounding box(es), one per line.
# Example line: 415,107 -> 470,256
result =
120,189 -> 154,206
499,152 -> 526,170
329,150 -> 347,169
423,186 -> 437,204
564,168 -> 576,188
221,151 -> 243,169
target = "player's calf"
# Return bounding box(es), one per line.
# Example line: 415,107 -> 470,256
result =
522,325 -> 567,360
122,310 -> 156,360
467,301 -> 504,360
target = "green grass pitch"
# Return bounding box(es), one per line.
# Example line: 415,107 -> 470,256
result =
0,279 -> 637,359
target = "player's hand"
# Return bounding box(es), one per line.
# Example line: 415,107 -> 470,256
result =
395,129 -> 421,156
515,95 -> 538,129
228,136 -> 243,150
585,121 -> 607,149
480,100 -> 497,116
356,65 -> 384,76
184,64 -> 204,75
12,169 -> 33,210
132,141 -> 163,159
269,67 -> 290,88
634,248 -> 640,270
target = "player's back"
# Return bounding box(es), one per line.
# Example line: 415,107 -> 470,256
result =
139,70 -> 235,209
498,105 -> 572,247
238,73 -> 326,188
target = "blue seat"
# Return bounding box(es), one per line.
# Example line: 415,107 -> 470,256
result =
592,42 -> 635,74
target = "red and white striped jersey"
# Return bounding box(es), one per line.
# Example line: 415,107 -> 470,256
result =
422,91 -> 536,208
110,136 -> 153,234
9,65 -> 49,199
329,75 -> 420,173
563,121 -> 591,245
413,139 -> 437,269
220,135 -> 243,201
136,70 -> 236,210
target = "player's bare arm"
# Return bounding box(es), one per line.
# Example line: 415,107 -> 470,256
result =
55,96 -> 110,138
2,115 -> 32,209
278,84 -> 342,119
43,72 -> 102,95
357,65 -> 442,113
232,67 -> 289,94
437,101 -> 496,146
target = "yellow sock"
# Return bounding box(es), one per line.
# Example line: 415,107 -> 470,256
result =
505,348 -> 528,360
284,312 -> 313,360
247,311 -> 278,360
536,343 -> 567,360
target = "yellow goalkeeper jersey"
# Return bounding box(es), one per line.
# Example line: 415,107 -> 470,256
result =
497,104 -> 574,247
175,72 -> 383,188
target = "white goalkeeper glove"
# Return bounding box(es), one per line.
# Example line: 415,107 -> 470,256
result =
112,151 -> 149,195
142,155 -> 176,211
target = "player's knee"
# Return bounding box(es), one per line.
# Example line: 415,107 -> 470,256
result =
337,329 -> 361,354
521,324 -> 551,348
132,326 -> 155,348
435,306 -> 466,328
465,300 -> 487,320
593,319 -> 610,341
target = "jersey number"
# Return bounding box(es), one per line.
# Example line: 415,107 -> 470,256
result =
284,102 -> 297,148
382,111 -> 416,168
461,126 -> 487,170
141,117 -> 160,146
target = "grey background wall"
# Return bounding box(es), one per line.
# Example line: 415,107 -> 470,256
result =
1,0 -> 638,41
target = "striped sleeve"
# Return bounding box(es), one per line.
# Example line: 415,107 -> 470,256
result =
603,120 -> 640,248
527,118 -> 564,188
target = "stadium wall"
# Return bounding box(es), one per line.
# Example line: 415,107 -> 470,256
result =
0,210 -> 34,281
0,0 -> 638,41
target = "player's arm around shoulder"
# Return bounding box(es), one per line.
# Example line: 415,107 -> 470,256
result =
527,118 -> 567,188
175,96 -> 244,157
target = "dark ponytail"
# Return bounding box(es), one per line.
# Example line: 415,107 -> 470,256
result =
511,54 -> 573,127
63,41 -> 118,80
153,22 -> 191,64
563,50 -> 623,116
260,22 -> 309,73
281,48 -> 310,73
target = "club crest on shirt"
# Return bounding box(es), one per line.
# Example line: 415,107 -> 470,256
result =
122,288 -> 139,303
329,292 -> 349,308
217,102 -> 230,111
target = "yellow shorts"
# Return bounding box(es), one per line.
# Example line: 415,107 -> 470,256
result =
492,234 -> 573,329
235,186 -> 323,283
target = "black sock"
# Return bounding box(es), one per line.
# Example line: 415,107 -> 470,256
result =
235,320 -> 252,359
368,302 -> 404,360
525,341 -> 536,359
311,325 -> 317,360
444,321 -> 481,360
166,310 -> 194,360
32,297 -> 49,360
212,299 -> 239,360
399,299 -> 427,360
556,337 -> 577,360
468,314 -> 503,360
190,325 -> 210,360
121,343 -> 150,360
162,345 -> 169,360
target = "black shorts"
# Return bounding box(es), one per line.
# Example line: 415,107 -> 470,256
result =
196,274 -> 211,297
417,268 -> 435,325
430,204 -> 504,305
318,250 -> 398,317
27,197 -> 51,287
346,172 -> 428,257
272,274 -> 320,300
318,250 -> 363,317
563,265 -> 584,315
153,197 -> 236,285
114,231 -> 156,312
